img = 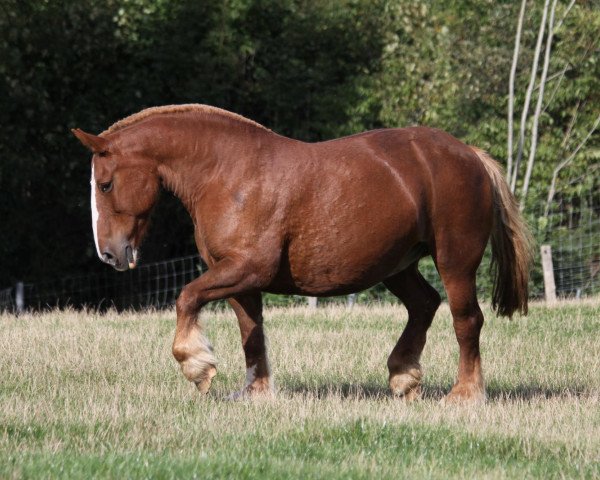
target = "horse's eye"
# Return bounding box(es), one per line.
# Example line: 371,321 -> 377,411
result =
99,181 -> 113,193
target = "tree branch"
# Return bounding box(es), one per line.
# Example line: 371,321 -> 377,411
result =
541,63 -> 569,115
511,0 -> 550,193
560,100 -> 581,149
533,65 -> 572,92
553,0 -> 576,34
520,0 -> 558,210
508,0 -> 528,182
544,113 -> 600,217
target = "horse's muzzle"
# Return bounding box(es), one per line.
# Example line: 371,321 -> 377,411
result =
101,244 -> 135,271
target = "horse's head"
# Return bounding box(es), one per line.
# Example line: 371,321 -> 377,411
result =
72,129 -> 160,271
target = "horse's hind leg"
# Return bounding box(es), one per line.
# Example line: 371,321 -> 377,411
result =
436,256 -> 486,404
227,293 -> 274,399
384,264 -> 441,401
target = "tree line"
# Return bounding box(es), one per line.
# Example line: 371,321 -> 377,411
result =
1,0 -> 598,289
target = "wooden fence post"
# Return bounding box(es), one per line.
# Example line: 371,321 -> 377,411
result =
540,245 -> 556,304
15,282 -> 24,314
347,293 -> 356,307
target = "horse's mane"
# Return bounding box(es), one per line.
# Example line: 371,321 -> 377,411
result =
100,104 -> 270,136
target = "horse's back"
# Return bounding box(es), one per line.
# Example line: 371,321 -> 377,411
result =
271,126 -> 493,295
319,126 -> 494,227
306,125 -> 493,234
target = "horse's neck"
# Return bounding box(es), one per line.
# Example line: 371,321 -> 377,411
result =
151,114 -> 266,213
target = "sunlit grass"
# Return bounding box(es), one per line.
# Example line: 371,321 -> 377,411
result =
1,301 -> 598,478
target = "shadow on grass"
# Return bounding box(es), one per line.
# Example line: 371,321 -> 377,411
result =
483,383 -> 591,401
286,382 -> 390,400
284,381 -> 591,402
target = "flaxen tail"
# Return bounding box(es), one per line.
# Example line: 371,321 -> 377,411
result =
471,147 -> 534,317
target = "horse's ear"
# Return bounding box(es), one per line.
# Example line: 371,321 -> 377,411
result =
71,128 -> 109,154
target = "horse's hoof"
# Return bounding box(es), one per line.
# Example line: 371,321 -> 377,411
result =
194,365 -> 217,394
226,382 -> 275,401
441,383 -> 486,406
389,368 -> 422,402
399,384 -> 422,402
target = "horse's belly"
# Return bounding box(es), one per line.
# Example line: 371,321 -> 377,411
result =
267,238 -> 426,296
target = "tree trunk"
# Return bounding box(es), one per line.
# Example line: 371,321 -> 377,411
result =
511,0 -> 550,193
507,0 -> 528,182
520,0 -> 558,209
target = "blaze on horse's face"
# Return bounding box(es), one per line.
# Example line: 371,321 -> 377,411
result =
72,129 -> 160,271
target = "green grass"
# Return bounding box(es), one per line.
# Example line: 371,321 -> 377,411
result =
1,302 -> 599,479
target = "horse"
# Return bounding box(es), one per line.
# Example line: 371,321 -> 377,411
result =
72,104 -> 533,403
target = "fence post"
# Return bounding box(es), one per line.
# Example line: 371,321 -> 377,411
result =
540,245 -> 556,304
15,282 -> 24,314
347,293 -> 356,307
307,297 -> 318,308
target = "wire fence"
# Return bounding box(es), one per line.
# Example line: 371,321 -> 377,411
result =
0,200 -> 598,313
534,196 -> 600,298
0,255 -> 205,313
0,287 -> 14,312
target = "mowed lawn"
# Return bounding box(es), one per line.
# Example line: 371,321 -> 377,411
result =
1,301 -> 598,479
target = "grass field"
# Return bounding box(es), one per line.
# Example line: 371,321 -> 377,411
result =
1,301 -> 599,479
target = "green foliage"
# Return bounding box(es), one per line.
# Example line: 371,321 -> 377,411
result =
0,0 -> 598,302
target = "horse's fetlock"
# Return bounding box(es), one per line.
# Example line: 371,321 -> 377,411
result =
387,354 -> 420,373
443,381 -> 486,405
173,327 -> 217,392
388,356 -> 423,399
172,345 -> 186,362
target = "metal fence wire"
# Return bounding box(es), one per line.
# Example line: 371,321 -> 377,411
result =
0,287 -> 14,312
0,200 -> 598,313
0,255 -> 204,312
537,198 -> 600,298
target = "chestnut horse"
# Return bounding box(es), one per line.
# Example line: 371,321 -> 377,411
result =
72,104 -> 532,403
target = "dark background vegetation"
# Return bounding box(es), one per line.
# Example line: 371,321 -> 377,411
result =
1,0 -> 598,295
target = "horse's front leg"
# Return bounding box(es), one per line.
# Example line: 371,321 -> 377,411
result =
227,294 -> 274,399
172,257 -> 261,394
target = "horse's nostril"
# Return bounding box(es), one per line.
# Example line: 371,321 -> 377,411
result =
102,251 -> 115,264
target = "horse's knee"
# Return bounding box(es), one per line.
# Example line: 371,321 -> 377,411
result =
176,286 -> 201,318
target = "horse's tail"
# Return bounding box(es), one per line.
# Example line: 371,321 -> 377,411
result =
471,147 -> 534,317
